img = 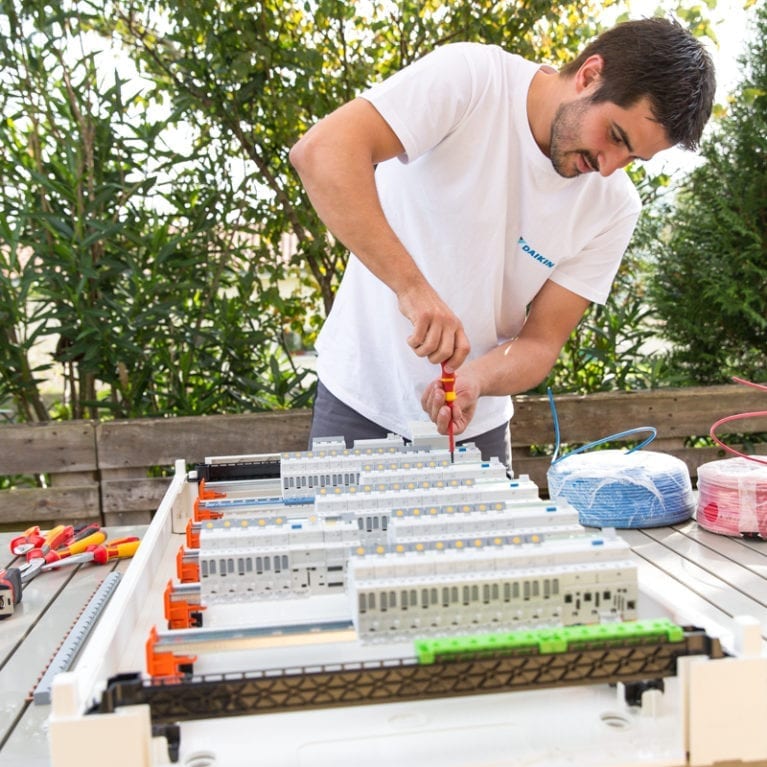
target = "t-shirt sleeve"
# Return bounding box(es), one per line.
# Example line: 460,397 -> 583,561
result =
549,188 -> 641,305
360,44 -> 484,163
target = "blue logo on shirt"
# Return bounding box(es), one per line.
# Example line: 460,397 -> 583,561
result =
518,236 -> 554,269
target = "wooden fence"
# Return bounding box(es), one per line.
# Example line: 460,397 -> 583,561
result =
1,384 -> 764,527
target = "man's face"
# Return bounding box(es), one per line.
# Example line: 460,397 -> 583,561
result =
549,94 -> 673,178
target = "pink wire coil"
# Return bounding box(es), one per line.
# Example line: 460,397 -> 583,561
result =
696,377 -> 767,536
697,457 -> 767,537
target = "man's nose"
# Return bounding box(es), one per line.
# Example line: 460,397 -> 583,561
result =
599,149 -> 633,177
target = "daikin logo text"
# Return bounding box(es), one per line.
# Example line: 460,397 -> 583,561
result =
518,236 -> 554,269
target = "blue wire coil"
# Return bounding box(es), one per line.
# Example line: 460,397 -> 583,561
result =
547,449 -> 696,528
544,388 -> 695,528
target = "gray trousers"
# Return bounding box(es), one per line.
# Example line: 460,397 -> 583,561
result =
310,380 -> 511,470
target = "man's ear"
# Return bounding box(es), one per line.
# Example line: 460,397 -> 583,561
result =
575,54 -> 604,94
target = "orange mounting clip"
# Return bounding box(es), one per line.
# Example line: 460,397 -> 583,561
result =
163,579 -> 205,630
185,519 -> 200,549
145,625 -> 197,681
175,546 -> 200,584
198,479 -> 226,500
193,496 -> 223,522
193,479 -> 226,521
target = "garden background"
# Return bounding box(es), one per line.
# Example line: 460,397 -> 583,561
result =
0,0 -> 764,434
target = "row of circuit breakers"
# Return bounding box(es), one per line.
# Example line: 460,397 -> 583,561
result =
168,434 -> 638,643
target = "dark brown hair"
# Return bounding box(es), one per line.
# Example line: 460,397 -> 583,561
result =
561,17 -> 715,150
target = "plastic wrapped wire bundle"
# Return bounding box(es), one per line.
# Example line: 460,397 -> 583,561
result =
547,449 -> 696,528
696,377 -> 767,537
544,388 -> 695,529
696,458 -> 767,537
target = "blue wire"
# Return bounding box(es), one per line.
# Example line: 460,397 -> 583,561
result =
547,387 -> 657,464
545,388 -> 692,529
547,388 -> 562,463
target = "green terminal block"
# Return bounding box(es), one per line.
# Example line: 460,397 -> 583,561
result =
414,618 -> 685,665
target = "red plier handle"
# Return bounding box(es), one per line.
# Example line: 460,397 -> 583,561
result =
25,525 -> 74,563
10,526 -> 45,556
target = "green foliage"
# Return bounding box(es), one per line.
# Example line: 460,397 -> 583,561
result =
649,0 -> 767,384
541,164 -> 679,394
0,0 -> 313,420
0,0 -> 631,422
0,0 -> 723,423
108,0 -> 619,319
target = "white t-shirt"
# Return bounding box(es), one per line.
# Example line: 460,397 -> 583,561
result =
315,42 -> 641,440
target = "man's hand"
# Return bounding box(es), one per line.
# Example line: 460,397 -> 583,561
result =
399,281 -> 470,370
421,367 -> 481,436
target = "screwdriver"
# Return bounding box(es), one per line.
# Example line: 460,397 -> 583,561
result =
441,363 -> 456,463
41,525 -> 107,567
42,537 -> 140,570
10,521 -> 104,556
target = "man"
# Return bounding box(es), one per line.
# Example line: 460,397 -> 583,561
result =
290,17 -> 715,467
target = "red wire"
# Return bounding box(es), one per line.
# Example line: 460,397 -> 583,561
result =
708,377 -> 767,465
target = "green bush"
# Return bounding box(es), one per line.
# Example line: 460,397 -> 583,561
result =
649,1 -> 767,385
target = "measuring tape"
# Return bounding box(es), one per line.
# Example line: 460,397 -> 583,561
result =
33,572 -> 122,705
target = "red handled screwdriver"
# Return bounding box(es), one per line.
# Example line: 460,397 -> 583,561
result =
441,363 -> 456,463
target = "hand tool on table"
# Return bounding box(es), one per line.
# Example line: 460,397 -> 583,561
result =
441,363 -> 456,463
1,524 -> 108,618
40,524 -> 106,567
2,524 -> 70,618
19,524 -> 106,585
42,536 -> 140,571
19,524 -> 74,585
9,521 -> 97,556
9,525 -> 47,556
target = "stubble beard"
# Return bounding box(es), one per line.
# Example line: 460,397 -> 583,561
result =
549,98 -> 598,179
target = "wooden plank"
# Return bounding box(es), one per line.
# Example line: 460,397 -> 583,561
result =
623,529 -> 761,647
102,509 -> 154,527
510,385 -> 767,445
100,474 -> 171,516
640,524 -> 767,605
0,420 -> 97,475
664,521 -> 767,574
0,485 -> 100,525
509,455 -> 549,491
96,410 -> 313,470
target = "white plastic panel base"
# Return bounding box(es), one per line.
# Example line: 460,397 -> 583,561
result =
176,685 -> 685,767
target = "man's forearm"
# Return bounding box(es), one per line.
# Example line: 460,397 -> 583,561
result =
464,337 -> 561,398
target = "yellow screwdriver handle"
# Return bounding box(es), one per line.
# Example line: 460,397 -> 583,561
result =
104,538 -> 140,560
64,531 -> 107,557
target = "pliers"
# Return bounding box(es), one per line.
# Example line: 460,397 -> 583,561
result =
1,524 -> 107,618
19,524 -> 106,585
